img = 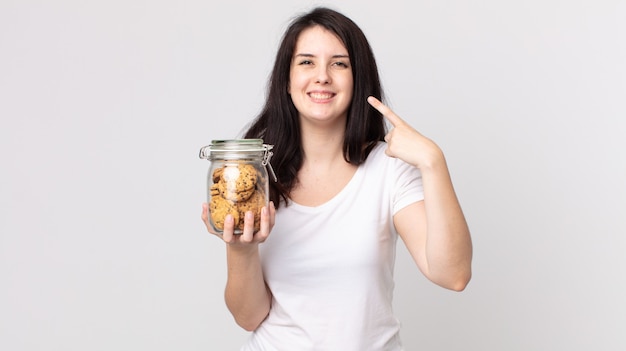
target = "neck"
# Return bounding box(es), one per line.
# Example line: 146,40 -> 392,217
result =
300,124 -> 346,167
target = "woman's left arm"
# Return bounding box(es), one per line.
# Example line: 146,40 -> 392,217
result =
368,97 -> 473,291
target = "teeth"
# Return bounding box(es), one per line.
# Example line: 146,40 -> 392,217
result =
309,93 -> 333,99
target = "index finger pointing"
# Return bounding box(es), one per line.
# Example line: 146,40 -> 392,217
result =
367,96 -> 404,127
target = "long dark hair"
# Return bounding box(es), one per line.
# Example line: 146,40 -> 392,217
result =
244,7 -> 386,208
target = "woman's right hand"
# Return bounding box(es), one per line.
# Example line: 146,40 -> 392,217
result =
201,201 -> 276,246
203,202 -> 275,330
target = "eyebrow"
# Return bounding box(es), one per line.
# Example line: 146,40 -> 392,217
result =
294,53 -> 350,59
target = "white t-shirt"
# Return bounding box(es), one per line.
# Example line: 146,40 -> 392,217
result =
241,142 -> 424,351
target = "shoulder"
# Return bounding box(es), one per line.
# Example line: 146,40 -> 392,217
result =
363,141 -> 423,189
363,141 -> 387,164
363,142 -> 412,172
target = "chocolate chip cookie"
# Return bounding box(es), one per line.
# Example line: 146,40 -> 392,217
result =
209,163 -> 265,232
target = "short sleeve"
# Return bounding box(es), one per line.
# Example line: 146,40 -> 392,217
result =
391,158 -> 424,215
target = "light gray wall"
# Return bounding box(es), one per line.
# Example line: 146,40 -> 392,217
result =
1,0 -> 625,350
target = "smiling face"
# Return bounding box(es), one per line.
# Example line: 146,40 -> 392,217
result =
288,25 -> 354,128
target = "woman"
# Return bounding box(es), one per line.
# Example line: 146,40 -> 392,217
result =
201,7 -> 473,350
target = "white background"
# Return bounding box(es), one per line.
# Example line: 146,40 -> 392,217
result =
1,0 -> 625,350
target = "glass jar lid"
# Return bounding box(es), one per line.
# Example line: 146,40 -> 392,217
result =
199,139 -> 277,181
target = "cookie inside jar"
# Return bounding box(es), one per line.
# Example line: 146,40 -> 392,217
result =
209,162 -> 267,233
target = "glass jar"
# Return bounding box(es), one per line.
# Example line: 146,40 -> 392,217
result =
199,139 -> 276,234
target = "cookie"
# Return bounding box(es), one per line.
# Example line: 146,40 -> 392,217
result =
222,185 -> 255,202
235,189 -> 266,231
211,167 -> 224,183
209,163 -> 263,232
221,164 -> 257,192
209,183 -> 221,197
209,195 -> 240,231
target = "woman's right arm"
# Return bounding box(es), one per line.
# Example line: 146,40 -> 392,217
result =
201,202 -> 276,331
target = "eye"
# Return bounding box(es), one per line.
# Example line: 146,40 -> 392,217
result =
333,61 -> 350,68
298,60 -> 313,65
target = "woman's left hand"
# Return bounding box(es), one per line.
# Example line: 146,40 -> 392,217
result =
367,96 -> 443,170
368,96 -> 472,290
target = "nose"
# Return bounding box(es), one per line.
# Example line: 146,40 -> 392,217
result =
315,67 -> 331,84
